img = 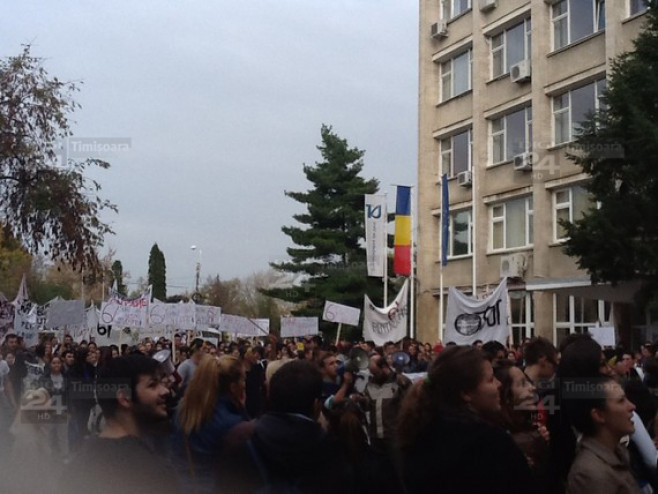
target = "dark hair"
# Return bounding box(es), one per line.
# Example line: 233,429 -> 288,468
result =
523,337 -> 557,366
252,346 -> 265,360
96,355 -> 160,419
558,335 -> 602,379
268,360 -> 322,417
566,376 -> 616,437
481,341 -> 506,362
397,346 -> 487,449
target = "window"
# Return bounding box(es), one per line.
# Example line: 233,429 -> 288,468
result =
442,0 -> 472,20
553,186 -> 592,241
630,0 -> 649,16
440,129 -> 472,177
440,49 -> 472,101
553,78 -> 606,145
552,0 -> 605,50
448,209 -> 472,257
510,294 -> 534,344
490,196 -> 533,251
554,294 -> 611,345
491,19 -> 532,78
490,106 -> 533,164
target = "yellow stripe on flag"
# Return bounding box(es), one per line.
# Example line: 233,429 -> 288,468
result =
394,216 -> 411,245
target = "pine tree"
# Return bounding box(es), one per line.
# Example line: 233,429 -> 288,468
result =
563,1 -> 658,305
264,125 -> 384,336
148,243 -> 166,301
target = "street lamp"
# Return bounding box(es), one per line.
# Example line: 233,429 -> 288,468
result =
190,245 -> 202,302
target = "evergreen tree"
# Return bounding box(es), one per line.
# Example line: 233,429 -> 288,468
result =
563,2 -> 658,305
264,125 -> 384,336
110,260 -> 127,296
148,243 -> 166,301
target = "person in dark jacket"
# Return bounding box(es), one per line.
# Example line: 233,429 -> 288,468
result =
396,345 -> 537,494
217,359 -> 354,494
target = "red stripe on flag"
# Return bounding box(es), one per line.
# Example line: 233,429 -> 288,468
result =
394,245 -> 411,276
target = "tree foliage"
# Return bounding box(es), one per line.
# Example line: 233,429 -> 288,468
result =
263,125 -> 384,332
563,2 -> 658,304
148,243 -> 166,301
0,45 -> 116,272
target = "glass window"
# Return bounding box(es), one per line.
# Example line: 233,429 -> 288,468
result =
554,186 -> 592,241
440,129 -> 472,177
554,295 -> 611,344
440,49 -> 472,101
449,209 -> 472,257
490,19 -> 531,78
553,79 -> 606,144
552,0 -> 605,50
490,106 -> 532,164
443,0 -> 472,20
490,197 -> 533,251
630,0 -> 649,16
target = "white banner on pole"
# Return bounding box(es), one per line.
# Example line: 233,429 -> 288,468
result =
280,317 -> 319,338
221,314 -> 263,336
322,301 -> 361,327
195,305 -> 222,328
100,287 -> 151,329
445,279 -> 509,345
363,280 -> 409,346
365,194 -> 387,277
588,326 -> 616,348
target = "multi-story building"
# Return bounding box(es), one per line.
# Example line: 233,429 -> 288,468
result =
416,0 -> 651,346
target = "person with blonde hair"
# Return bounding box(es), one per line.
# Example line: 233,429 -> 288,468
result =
171,354 -> 251,494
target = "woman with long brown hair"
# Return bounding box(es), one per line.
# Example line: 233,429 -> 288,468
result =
171,354 -> 250,494
396,345 -> 536,493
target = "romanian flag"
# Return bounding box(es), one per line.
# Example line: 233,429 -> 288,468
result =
394,186 -> 412,275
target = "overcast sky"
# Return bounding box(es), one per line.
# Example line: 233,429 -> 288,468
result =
5,0 -> 418,294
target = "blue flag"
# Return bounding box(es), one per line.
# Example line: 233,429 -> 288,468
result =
441,174 -> 449,266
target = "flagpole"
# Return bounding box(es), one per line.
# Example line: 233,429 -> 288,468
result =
410,186 -> 415,340
383,192 -> 388,307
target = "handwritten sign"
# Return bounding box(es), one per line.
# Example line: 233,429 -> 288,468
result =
323,301 -> 361,327
280,317 -> 319,338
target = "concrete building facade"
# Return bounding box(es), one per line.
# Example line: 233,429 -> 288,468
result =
416,0 -> 651,346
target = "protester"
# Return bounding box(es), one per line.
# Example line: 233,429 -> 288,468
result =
176,338 -> 204,390
171,354 -> 251,494
396,345 -> 536,493
57,354 -> 179,494
217,359 -> 354,493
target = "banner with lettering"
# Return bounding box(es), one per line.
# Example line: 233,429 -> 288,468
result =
13,276 -> 39,347
445,278 -> 508,345
363,280 -> 409,346
365,194 -> 387,277
100,287 -> 151,329
46,300 -> 85,329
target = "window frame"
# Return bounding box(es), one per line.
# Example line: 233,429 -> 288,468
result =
489,106 -> 533,165
552,78 -> 606,145
490,18 -> 532,79
439,49 -> 473,102
442,0 -> 472,21
629,0 -> 649,16
553,294 -> 611,346
552,0 -> 605,51
489,196 -> 534,252
553,186 -> 593,242
439,128 -> 472,178
447,208 -> 473,259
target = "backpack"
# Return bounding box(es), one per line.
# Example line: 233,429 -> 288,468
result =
247,440 -> 303,494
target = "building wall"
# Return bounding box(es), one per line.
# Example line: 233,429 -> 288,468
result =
417,0 -> 648,344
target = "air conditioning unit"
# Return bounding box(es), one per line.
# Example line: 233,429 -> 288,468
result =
431,21 -> 448,39
457,170 -> 472,187
510,60 -> 531,83
479,0 -> 497,12
514,152 -> 533,171
500,253 -> 526,279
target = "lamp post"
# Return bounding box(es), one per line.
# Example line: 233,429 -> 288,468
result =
190,245 -> 202,302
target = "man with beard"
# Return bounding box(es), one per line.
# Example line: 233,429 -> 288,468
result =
57,355 -> 180,494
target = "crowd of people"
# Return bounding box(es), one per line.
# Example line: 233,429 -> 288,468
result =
0,330 -> 657,493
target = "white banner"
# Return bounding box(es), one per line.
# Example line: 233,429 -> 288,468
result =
445,279 -> 509,345
46,300 -> 85,329
323,301 -> 361,327
195,305 -> 222,328
221,314 -> 265,336
363,280 -> 409,346
13,276 -> 39,347
100,287 -> 151,329
365,194 -> 387,277
280,317 -> 319,338
176,301 -> 196,330
589,326 -> 616,348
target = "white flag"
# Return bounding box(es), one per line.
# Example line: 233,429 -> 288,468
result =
363,280 -> 409,346
445,279 -> 509,345
365,194 -> 387,277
